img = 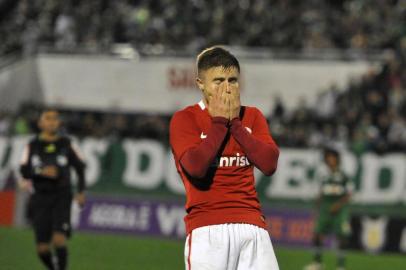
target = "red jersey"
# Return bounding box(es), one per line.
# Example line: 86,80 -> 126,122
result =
170,101 -> 279,234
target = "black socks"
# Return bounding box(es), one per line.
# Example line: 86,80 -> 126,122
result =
313,236 -> 322,263
38,251 -> 55,270
55,246 -> 68,270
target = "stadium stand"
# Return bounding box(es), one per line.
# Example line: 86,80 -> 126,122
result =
1,0 -> 406,55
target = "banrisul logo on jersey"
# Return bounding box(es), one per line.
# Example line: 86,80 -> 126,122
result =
211,153 -> 251,168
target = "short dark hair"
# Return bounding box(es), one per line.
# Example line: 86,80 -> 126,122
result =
41,108 -> 59,115
323,147 -> 340,162
39,108 -> 60,119
197,46 -> 240,74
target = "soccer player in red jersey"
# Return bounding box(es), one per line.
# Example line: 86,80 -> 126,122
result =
170,46 -> 280,270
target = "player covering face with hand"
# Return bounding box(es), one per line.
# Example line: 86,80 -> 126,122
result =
170,47 -> 280,270
19,109 -> 86,270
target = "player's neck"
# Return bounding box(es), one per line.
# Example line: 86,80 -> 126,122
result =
203,99 -> 208,109
40,132 -> 59,142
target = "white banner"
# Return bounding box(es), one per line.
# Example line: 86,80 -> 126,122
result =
36,54 -> 370,115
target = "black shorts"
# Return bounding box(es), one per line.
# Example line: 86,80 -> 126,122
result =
29,190 -> 73,243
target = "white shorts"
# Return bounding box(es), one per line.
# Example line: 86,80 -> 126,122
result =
184,223 -> 279,270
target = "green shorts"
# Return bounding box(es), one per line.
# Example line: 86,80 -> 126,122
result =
314,206 -> 351,237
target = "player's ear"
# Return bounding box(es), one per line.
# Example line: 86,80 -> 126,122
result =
196,77 -> 204,92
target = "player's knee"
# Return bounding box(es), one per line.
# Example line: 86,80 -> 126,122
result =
37,243 -> 51,254
52,232 -> 67,247
338,237 -> 348,249
313,234 -> 323,246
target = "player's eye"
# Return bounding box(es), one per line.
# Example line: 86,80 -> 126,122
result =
229,78 -> 238,84
214,79 -> 223,85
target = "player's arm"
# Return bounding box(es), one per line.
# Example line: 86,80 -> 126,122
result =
19,144 -> 33,178
330,193 -> 351,214
230,108 -> 279,176
19,144 -> 34,192
68,140 -> 86,206
170,111 -> 228,179
314,168 -> 324,209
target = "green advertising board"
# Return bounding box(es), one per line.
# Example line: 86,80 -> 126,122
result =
1,137 -> 405,216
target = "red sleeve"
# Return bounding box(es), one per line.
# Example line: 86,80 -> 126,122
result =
230,108 -> 279,176
170,111 -> 228,179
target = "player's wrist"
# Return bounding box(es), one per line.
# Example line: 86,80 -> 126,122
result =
212,117 -> 229,126
230,117 -> 241,125
229,118 -> 242,132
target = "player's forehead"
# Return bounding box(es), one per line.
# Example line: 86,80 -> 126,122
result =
41,110 -> 59,119
200,66 -> 239,80
326,152 -> 338,158
325,153 -> 339,163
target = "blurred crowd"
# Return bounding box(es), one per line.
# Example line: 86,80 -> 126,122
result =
1,0 -> 406,55
270,53 -> 406,154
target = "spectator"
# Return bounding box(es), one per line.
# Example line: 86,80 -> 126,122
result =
54,9 -> 76,50
13,115 -> 30,135
1,0 -> 406,56
0,112 -> 11,136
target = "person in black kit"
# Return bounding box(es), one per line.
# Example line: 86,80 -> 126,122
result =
19,109 -> 86,270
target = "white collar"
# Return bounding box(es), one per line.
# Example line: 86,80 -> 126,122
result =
198,100 -> 206,110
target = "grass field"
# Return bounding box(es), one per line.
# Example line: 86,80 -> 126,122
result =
1,226 -> 405,270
